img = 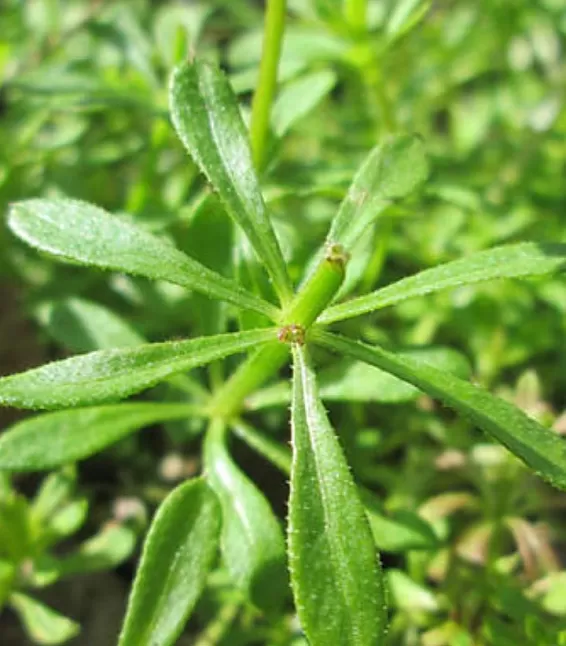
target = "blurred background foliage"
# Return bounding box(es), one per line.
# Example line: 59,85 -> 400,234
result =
0,0 -> 565,644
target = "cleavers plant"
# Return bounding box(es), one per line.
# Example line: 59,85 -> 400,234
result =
2,6 -> 566,646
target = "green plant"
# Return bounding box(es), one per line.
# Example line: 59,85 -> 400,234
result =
1,53 -> 565,644
1,1 -> 566,645
0,468 -> 135,644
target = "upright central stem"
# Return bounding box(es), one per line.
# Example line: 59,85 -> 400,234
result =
249,0 -> 287,171
344,0 -> 367,32
210,244 -> 348,419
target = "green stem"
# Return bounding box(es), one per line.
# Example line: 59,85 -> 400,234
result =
362,52 -> 396,134
209,342 -> 289,420
193,600 -> 241,646
209,245 -> 348,419
344,0 -> 367,31
281,245 -> 347,327
249,0 -> 287,171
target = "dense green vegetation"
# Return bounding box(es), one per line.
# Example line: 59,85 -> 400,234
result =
1,1 -> 565,645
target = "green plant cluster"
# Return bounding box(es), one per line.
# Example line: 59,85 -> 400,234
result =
1,1 -> 566,645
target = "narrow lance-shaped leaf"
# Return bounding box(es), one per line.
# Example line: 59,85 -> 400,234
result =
289,345 -> 387,645
232,420 -> 438,554
170,59 -> 293,302
0,403 -> 202,471
9,199 -> 277,320
314,331 -> 566,490
118,478 -> 220,646
320,242 -> 566,324
326,134 -> 428,251
204,420 -> 288,613
0,328 -> 275,409
35,297 -> 204,397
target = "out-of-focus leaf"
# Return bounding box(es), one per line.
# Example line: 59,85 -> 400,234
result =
385,0 -> 431,43
32,468 -> 77,522
272,70 -> 337,137
10,593 -> 80,645
361,490 -> 439,552
154,4 -> 213,67
0,493 -> 34,561
0,403 -> 203,470
118,478 -> 220,646
326,134 -> 428,251
387,569 -> 439,611
58,525 -> 136,575
228,27 -> 347,78
0,560 -> 16,608
46,499 -> 88,540
247,346 -> 470,407
36,298 -> 144,353
204,420 -> 288,613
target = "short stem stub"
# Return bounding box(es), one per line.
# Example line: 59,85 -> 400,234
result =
281,242 -> 349,329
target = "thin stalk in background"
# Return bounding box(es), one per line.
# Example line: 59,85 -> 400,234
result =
344,0 -> 367,31
249,0 -> 287,171
193,600 -> 241,646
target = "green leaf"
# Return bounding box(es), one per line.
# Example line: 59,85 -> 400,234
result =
180,192 -> 234,336
0,328 -> 275,410
247,346 -> 470,407
153,3 -> 212,67
314,332 -> 566,490
233,227 -> 278,331
0,493 -> 35,561
386,569 -> 438,611
204,420 -> 288,613
318,346 -> 470,403
361,489 -> 439,552
0,560 -> 15,609
289,345 -> 387,645
326,134 -> 428,251
8,198 -> 277,320
46,499 -> 88,540
118,478 -> 220,646
35,298 -> 145,353
320,242 -> 566,324
32,468 -> 77,522
58,525 -> 136,575
271,69 -> 337,138
231,420 -> 292,475
10,593 -> 80,645
0,403 -> 202,471
385,0 -> 431,43
170,59 -> 292,302
32,525 -> 136,586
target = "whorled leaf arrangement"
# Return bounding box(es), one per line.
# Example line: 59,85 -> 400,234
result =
1,59 -> 565,646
